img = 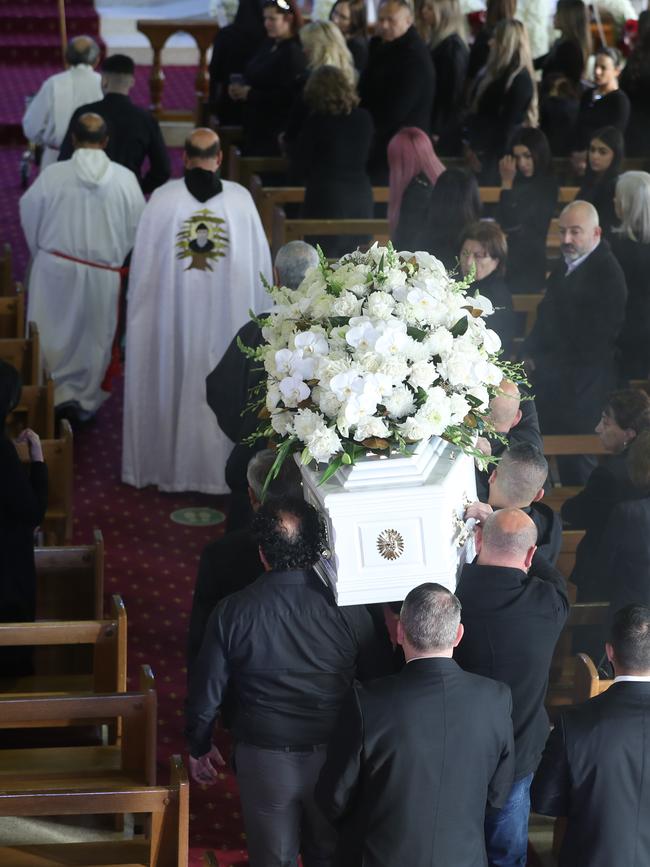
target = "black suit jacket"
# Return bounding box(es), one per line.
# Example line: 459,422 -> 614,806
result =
593,493 -> 650,614
524,241 -> 627,433
455,556 -> 569,778
59,93 -> 170,194
316,658 -> 514,867
532,681 -> 650,867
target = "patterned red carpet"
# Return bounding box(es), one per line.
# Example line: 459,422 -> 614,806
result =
71,381 -> 249,866
0,0 -> 102,65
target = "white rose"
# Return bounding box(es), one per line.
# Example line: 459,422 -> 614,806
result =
425,328 -> 454,359
311,295 -> 334,319
307,426 -> 342,464
399,416 -> 434,442
331,291 -> 363,317
415,386 -> 452,435
409,360 -> 437,390
365,291 -> 396,320
293,407 -> 326,441
353,416 -> 390,442
384,386 -> 416,420
270,410 -> 294,436
279,375 -> 310,407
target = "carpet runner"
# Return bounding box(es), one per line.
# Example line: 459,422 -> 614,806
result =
0,0 -> 102,65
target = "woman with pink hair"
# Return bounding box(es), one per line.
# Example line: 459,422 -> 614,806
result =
388,127 -> 446,251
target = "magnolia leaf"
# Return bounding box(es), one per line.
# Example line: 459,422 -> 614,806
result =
463,413 -> 477,428
361,437 -> 390,450
257,406 -> 270,420
451,316 -> 469,337
462,304 -> 484,319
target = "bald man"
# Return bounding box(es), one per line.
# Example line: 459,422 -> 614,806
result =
122,128 -> 272,493
23,36 -> 102,171
455,509 -> 568,867
20,113 -> 145,419
524,200 -> 627,484
475,379 -> 542,501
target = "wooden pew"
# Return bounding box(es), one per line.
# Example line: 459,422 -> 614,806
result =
541,434 -> 607,506
477,186 -> 578,205
6,377 -> 55,440
271,205 -> 390,257
573,652 -> 614,704
0,594 -> 126,697
557,529 -> 585,579
228,145 -> 287,187
0,290 -> 25,338
0,679 -> 157,791
218,124 -> 244,178
35,528 -> 104,620
0,242 -> 13,296
0,755 -> 188,867
16,419 -> 74,545
547,600 -> 610,718
0,321 -> 41,386
511,293 -> 543,338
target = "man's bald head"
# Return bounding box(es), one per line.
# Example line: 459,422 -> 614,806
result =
487,380 -> 522,433
184,128 -> 222,171
66,36 -> 100,67
558,200 -> 601,263
71,112 -> 108,149
477,508 -> 538,570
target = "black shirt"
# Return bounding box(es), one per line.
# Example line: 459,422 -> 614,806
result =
59,93 -> 171,194
575,87 -> 630,150
455,555 -> 568,779
185,568 -> 394,756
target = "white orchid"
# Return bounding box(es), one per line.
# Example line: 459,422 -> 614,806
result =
278,376 -> 310,407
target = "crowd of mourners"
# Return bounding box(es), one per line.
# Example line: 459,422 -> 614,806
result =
5,1 -> 650,865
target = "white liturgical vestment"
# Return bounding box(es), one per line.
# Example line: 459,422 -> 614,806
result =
122,178 -> 272,494
22,65 -> 103,170
20,149 -> 145,412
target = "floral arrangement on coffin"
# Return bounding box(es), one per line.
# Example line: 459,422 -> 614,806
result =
241,244 -> 521,488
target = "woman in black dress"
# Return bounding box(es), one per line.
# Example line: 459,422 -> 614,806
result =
612,171 -> 650,380
535,0 -> 590,94
427,168 -> 481,271
577,125 -> 624,239
229,0 -> 306,155
388,126 -> 445,252
575,47 -> 630,150
329,0 -> 368,73
0,361 -> 48,673
562,388 -> 650,599
458,221 -> 516,356
496,127 -> 558,293
465,18 -> 537,183
466,0 -> 515,86
620,28 -> 650,157
415,0 -> 468,155
295,65 -> 374,257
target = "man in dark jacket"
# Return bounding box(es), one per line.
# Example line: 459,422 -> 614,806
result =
467,442 -> 562,565
185,497 -> 393,867
316,582 -> 515,867
455,508 -> 569,867
359,0 -> 435,181
524,200 -> 627,484
59,54 -> 170,194
532,604 -> 650,867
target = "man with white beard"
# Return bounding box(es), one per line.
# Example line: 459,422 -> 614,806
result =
122,127 -> 272,494
22,36 -> 102,171
20,113 -> 145,422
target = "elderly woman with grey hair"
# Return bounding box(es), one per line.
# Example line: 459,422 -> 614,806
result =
611,171 -> 650,380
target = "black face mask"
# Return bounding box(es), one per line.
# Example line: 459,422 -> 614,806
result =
184,167 -> 223,203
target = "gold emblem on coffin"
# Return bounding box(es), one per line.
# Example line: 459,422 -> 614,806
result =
377,529 -> 405,561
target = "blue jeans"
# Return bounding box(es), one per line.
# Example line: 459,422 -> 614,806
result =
484,773 -> 533,867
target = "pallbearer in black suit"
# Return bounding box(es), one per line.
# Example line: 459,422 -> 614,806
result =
316,583 -> 515,867
532,604 -> 650,867
455,509 -> 569,867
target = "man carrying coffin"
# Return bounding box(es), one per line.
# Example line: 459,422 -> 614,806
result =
20,113 -> 145,421
122,127 -> 272,493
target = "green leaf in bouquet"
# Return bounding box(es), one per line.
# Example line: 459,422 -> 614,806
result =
261,436 -> 297,501
450,316 -> 469,337
318,454 -> 345,486
407,326 -> 427,342
301,447 -> 312,465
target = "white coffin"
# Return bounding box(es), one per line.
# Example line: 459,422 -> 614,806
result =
299,437 -> 477,606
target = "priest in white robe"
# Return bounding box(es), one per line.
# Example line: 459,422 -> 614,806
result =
20,113 -> 145,419
122,127 -> 272,494
22,36 -> 102,171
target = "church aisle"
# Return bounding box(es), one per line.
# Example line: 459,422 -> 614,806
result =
70,379 -> 249,866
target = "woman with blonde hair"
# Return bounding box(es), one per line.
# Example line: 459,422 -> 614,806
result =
465,17 -> 537,182
612,172 -> 650,379
416,0 -> 469,154
467,0 -> 517,84
300,20 -> 356,85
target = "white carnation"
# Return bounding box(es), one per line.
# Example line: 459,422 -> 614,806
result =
425,328 -> 454,359
270,410 -> 294,436
353,416 -> 390,442
306,426 -> 342,463
331,291 -> 363,317
384,386 -> 416,419
409,360 -> 438,390
415,386 -> 452,435
293,407 -> 327,441
449,393 -> 470,424
365,291 -> 396,320
376,357 -> 410,383
266,383 -> 281,412
399,416 -> 434,442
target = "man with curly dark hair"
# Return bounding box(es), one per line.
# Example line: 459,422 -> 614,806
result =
185,496 -> 393,866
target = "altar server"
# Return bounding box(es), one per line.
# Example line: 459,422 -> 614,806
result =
20,113 -> 145,420
22,36 -> 102,171
122,128 -> 272,493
